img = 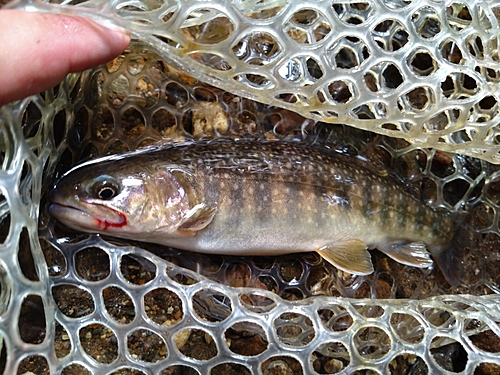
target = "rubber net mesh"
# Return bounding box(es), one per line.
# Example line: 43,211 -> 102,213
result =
1,0 -> 500,374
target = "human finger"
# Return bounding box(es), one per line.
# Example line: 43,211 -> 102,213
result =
0,10 -> 130,107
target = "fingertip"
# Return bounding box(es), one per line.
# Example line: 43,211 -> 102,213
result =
30,11 -> 132,73
0,10 -> 131,106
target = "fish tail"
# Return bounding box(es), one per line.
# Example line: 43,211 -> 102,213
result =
433,212 -> 470,287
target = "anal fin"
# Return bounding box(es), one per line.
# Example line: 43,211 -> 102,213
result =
378,241 -> 433,268
317,239 -> 374,275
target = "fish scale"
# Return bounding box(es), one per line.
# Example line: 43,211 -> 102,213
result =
49,139 -> 461,284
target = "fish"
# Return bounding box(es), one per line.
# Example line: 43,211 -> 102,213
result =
49,139 -> 463,285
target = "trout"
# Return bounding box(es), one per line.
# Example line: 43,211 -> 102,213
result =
49,139 -> 462,284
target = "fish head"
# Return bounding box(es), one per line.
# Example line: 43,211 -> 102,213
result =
49,156 -> 193,239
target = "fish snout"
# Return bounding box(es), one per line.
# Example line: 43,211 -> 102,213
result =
49,184 -> 59,204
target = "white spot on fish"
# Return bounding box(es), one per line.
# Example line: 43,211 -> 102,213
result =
122,178 -> 143,187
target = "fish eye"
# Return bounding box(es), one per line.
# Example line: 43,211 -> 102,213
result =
98,185 -> 118,200
91,177 -> 120,200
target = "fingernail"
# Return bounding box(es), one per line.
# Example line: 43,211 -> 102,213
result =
93,18 -> 130,36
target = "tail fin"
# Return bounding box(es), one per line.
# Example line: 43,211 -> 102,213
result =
434,212 -> 470,287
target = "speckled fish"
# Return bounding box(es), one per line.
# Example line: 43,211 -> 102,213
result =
49,139 -> 462,284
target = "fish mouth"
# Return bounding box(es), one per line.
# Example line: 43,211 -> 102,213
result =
49,202 -> 127,231
49,203 -> 102,231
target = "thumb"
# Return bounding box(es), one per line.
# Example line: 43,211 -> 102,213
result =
0,10 -> 130,107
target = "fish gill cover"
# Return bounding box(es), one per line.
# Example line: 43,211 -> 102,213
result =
0,0 -> 499,374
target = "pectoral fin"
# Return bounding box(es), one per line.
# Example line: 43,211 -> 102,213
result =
378,241 -> 433,268
317,239 -> 374,275
177,206 -> 216,235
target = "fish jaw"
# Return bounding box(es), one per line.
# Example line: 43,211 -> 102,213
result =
49,202 -> 127,232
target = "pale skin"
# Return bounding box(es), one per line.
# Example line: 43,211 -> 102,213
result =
0,9 -> 131,107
